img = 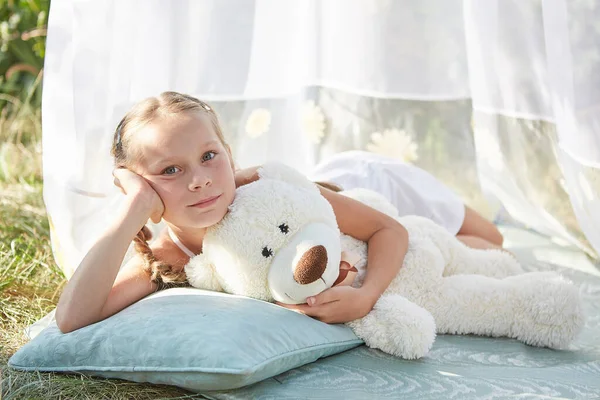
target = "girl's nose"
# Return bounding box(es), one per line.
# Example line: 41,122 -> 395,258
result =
189,173 -> 212,190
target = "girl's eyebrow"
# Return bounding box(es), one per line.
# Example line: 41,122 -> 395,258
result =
200,139 -> 220,148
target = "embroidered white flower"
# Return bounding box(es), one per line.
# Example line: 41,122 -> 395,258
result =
302,100 -> 326,144
366,129 -> 419,162
245,108 -> 272,138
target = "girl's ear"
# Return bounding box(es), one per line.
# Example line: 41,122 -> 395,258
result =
184,254 -> 223,292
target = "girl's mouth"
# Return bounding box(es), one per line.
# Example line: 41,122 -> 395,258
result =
189,194 -> 221,208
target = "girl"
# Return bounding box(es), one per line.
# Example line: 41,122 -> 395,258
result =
310,151 -> 505,251
54,92 -> 409,333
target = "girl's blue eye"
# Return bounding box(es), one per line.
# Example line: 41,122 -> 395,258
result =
202,151 -> 216,162
163,166 -> 180,175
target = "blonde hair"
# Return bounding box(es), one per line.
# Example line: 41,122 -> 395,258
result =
110,91 -> 229,289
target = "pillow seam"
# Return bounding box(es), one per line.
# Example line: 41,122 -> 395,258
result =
8,339 -> 364,375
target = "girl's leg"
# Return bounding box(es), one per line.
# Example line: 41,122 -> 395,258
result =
457,205 -> 504,246
456,234 -> 502,250
457,234 -> 515,256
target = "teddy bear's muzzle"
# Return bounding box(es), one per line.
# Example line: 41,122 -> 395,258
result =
293,245 -> 328,284
267,222 -> 341,304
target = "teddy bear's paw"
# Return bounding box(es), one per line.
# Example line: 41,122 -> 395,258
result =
507,272 -> 584,348
341,189 -> 400,218
183,254 -> 223,292
346,295 -> 436,359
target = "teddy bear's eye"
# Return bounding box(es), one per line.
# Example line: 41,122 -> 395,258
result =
278,223 -> 289,234
262,246 -> 274,258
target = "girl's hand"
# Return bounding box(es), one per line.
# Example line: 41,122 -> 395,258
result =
276,286 -> 378,324
112,168 -> 165,223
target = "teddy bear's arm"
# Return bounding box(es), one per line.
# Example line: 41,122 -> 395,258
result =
184,254 -> 224,292
346,294 -> 436,359
258,162 -> 320,193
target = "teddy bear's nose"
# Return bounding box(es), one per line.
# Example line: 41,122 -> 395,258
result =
294,245 -> 328,285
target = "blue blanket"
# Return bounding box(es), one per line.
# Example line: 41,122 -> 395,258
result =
203,231 -> 600,399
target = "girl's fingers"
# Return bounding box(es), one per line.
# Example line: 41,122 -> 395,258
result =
308,288 -> 340,306
275,301 -> 329,320
112,176 -> 126,194
112,168 -> 145,194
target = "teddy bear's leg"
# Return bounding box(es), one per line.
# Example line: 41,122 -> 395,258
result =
346,294 -> 436,360
386,230 -> 447,290
423,272 -> 583,348
503,271 -> 584,348
401,215 -> 523,278
422,274 -> 515,338
442,243 -> 523,279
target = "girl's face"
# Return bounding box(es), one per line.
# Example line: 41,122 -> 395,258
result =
130,112 -> 236,230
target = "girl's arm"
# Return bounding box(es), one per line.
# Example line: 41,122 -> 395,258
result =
235,164 -> 408,323
55,169 -> 164,333
278,186 -> 409,323
321,186 -> 408,301
234,166 -> 260,188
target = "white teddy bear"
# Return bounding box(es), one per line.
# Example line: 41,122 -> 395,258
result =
185,162 -> 584,359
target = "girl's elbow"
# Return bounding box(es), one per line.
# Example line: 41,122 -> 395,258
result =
57,322 -> 75,334
55,308 -> 75,334
55,304 -> 87,334
384,218 -> 409,242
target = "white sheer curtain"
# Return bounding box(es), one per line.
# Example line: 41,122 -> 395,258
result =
43,0 -> 600,278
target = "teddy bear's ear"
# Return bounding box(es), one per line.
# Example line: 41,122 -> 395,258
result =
341,188 -> 399,218
184,254 -> 223,292
258,162 -> 319,193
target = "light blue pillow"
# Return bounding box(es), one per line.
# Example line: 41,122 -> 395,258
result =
8,288 -> 363,391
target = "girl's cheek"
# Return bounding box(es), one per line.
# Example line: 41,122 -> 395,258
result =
146,180 -> 173,198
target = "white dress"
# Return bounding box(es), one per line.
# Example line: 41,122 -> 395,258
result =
308,151 -> 466,235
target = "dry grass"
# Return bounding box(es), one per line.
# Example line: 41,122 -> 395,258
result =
0,183 -> 207,400
0,96 -> 207,398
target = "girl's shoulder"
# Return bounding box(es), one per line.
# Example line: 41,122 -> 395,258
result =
151,228 -> 191,272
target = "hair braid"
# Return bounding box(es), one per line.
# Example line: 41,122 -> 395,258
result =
133,225 -> 189,290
